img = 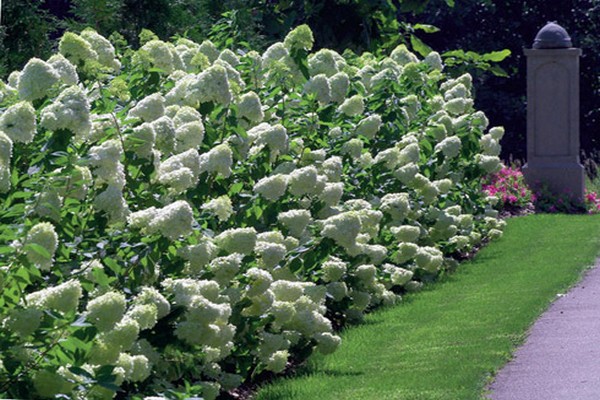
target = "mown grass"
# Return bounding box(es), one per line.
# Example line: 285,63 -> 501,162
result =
253,214 -> 600,400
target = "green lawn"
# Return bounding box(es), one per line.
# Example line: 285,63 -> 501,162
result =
253,214 -> 600,400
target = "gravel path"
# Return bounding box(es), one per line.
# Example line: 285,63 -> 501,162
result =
488,262 -> 600,400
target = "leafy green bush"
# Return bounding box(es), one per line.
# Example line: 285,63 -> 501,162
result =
0,25 -> 504,399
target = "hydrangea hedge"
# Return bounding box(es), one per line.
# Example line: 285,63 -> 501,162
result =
0,25 -> 505,399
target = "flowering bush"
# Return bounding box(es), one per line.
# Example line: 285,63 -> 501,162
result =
483,165 -> 535,214
0,26 -> 505,399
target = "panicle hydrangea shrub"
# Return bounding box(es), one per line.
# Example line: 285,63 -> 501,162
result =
0,24 -> 505,399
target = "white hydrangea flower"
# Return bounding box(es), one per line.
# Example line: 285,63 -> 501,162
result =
85,291 -> 126,332
322,156 -> 343,182
308,49 -> 344,77
178,238 -> 219,274
94,184 -> 130,223
354,264 -> 377,284
471,111 -> 489,130
415,246 -> 444,273
444,97 -> 473,116
7,70 -> 21,88
374,147 -> 401,170
127,93 -> 165,122
401,94 -> 421,120
245,267 -> 273,297
489,126 -> 505,141
116,353 -> 151,383
386,264 -> 414,286
328,126 -> 343,139
329,72 -> 349,104
199,143 -> 233,177
424,51 -> 443,71
254,174 -> 288,201
278,209 -> 311,238
394,162 -> 419,185
380,193 -> 410,222
80,29 -> 121,71
355,114 -> 382,139
304,74 -> 331,104
249,123 -> 289,156
127,303 -> 158,330
444,83 -> 469,101
210,253 -> 244,286
25,222 -> 58,271
129,209 -> 160,234
399,143 -> 420,165
391,44 -> 419,65
321,211 -> 361,249
271,280 -> 306,302
321,257 -> 347,282
0,132 -> 13,193
427,123 -> 447,141
151,116 -> 177,153
341,138 -> 364,159
288,165 -> 318,197
218,49 -> 240,67
202,195 -> 234,222
283,24 -> 314,52
320,182 -> 344,206
0,101 -> 37,144
17,58 -> 59,101
326,281 -> 348,301
140,40 -> 177,73
435,136 -> 462,158
265,350 -> 288,373
40,86 -> 92,140
88,139 -> 126,188
237,91 -> 264,122
59,32 -> 98,65
47,54 -> 79,85
480,134 -> 501,156
126,123 -> 156,159
338,94 -> 365,117
175,121 -> 205,153
144,200 -> 194,240
26,279 -> 82,314
476,154 -> 502,174
314,332 -> 341,355
133,287 -> 171,319
157,149 -> 201,193
255,241 -> 287,268
394,242 -> 418,264
391,225 -> 420,243
3,307 -> 43,337
214,58 -> 245,92
198,40 -> 220,62
434,178 -> 453,194
188,64 -> 232,105
215,227 -> 257,255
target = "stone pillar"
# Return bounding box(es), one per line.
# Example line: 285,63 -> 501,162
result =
523,22 -> 584,202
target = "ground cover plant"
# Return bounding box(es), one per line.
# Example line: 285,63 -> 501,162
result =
254,213 -> 600,400
0,26 -> 504,399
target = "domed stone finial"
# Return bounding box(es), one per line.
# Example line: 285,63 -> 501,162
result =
533,21 -> 572,49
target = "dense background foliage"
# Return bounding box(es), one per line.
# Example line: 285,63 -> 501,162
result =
3,0 -> 599,163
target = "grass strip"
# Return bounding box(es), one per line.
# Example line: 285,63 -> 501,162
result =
253,214 -> 600,400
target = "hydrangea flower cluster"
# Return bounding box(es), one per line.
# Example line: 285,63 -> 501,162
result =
0,25 -> 506,399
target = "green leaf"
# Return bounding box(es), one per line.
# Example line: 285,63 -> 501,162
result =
410,35 -> 433,57
413,24 -> 440,33
489,65 -> 509,77
445,0 -> 455,6
24,243 -> 52,259
481,49 -> 512,62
